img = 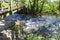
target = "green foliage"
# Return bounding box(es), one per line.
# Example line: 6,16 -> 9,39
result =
2,3 -> 9,7
2,3 -> 16,8
12,25 -> 20,31
24,34 -> 45,40
1,0 -> 60,16
19,0 -> 60,16
23,34 -> 60,40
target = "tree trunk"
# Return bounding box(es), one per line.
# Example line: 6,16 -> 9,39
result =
9,0 -> 12,15
39,0 -> 45,17
29,0 -> 32,9
36,0 -> 38,12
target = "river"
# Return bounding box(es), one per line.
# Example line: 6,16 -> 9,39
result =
3,13 -> 60,37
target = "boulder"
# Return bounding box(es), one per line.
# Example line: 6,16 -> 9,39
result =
0,20 -> 15,32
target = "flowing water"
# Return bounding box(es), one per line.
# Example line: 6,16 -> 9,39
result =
4,13 -> 60,37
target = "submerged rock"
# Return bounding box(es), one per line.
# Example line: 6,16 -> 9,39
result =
0,20 -> 15,32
